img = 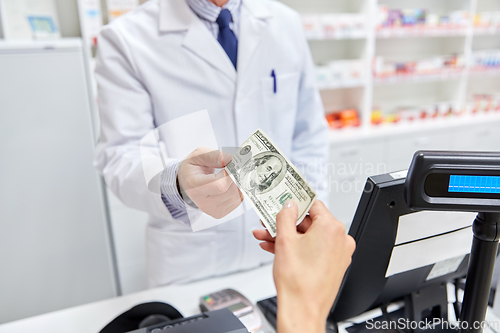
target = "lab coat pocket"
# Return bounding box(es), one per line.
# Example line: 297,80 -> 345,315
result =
147,227 -> 217,286
261,72 -> 300,155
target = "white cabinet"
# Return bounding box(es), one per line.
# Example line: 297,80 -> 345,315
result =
452,123 -> 500,151
385,130 -> 454,173
0,40 -> 117,324
329,139 -> 385,227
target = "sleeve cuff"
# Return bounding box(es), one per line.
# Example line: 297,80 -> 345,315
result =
160,162 -> 187,219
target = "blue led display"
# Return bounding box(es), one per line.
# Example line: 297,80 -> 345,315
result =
449,175 -> 500,193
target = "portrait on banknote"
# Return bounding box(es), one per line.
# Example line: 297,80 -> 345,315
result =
238,152 -> 286,195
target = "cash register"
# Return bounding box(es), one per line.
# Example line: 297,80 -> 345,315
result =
258,151 -> 500,333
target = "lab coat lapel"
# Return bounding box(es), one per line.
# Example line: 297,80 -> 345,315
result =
238,0 -> 272,78
183,21 -> 237,82
159,0 -> 236,82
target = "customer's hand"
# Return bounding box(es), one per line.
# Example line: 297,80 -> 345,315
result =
253,200 -> 355,333
177,147 -> 243,219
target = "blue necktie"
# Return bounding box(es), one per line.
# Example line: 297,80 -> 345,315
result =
216,9 -> 238,69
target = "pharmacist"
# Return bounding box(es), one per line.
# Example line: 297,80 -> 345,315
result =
94,0 -> 329,287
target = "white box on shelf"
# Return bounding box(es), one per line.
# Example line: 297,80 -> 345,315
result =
315,65 -> 331,89
315,59 -> 366,89
301,13 -> 368,40
301,14 -> 323,40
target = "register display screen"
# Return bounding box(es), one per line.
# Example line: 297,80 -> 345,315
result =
448,175 -> 500,194
425,173 -> 500,199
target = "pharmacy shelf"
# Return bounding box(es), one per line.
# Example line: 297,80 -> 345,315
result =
296,2 -> 499,138
328,112 -> 500,143
373,70 -> 465,85
377,27 -> 468,38
280,1 -> 500,142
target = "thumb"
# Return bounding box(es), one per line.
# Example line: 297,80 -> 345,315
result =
190,148 -> 232,168
276,200 -> 298,239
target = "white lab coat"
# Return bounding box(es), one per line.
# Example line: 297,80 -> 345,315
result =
94,0 -> 329,287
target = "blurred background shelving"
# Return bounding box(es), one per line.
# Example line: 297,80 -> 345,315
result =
4,0 -> 495,140
282,0 -> 500,137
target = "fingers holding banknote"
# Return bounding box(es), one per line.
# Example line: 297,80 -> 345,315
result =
268,200 -> 356,333
252,210 -> 314,250
177,147 -> 244,219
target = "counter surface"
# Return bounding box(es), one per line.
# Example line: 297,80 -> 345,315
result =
0,264 -> 275,333
2,263 -> 500,333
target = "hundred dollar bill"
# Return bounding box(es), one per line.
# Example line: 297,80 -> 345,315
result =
225,129 -> 317,237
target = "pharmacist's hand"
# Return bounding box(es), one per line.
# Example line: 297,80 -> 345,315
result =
177,147 -> 243,219
255,200 -> 355,333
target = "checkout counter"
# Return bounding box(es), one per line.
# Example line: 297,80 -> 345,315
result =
0,264 -> 275,333
1,263 -> 500,333
2,151 -> 500,333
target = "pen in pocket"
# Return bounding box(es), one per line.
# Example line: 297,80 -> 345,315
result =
271,70 -> 277,94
